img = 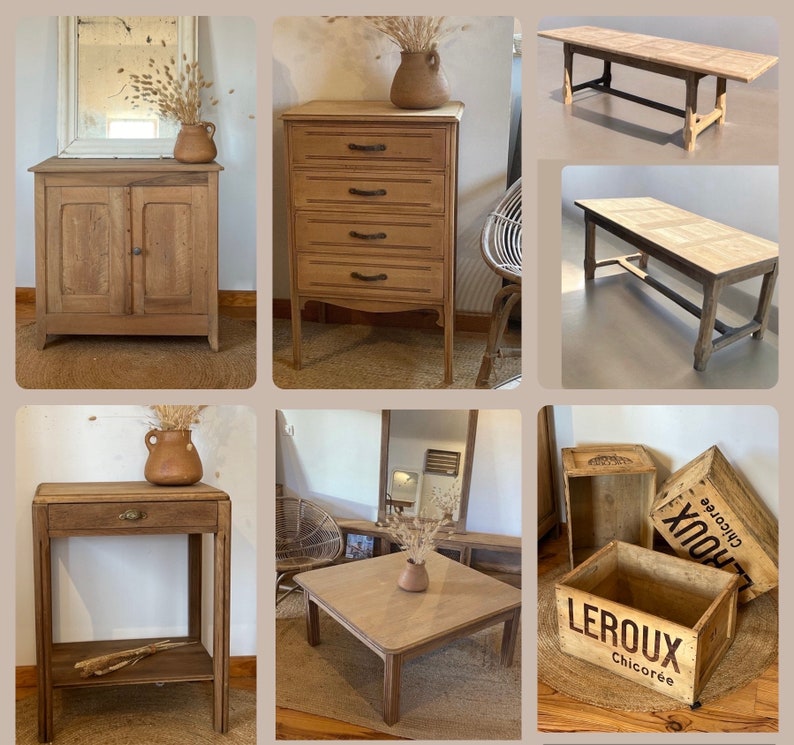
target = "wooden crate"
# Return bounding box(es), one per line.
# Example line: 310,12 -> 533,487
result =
651,445 -> 778,603
561,444 -> 656,568
555,540 -> 739,705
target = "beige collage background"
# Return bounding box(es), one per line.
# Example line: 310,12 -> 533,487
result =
2,1 -> 789,743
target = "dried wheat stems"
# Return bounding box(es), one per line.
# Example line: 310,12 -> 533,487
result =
74,639 -> 197,678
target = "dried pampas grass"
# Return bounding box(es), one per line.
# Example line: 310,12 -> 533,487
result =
148,405 -> 205,431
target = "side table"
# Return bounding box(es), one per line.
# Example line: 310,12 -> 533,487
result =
32,481 -> 231,743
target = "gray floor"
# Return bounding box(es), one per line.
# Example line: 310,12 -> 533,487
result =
559,214 -> 778,389
536,37 -> 779,162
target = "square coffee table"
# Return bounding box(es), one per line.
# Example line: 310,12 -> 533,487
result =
294,550 -> 521,725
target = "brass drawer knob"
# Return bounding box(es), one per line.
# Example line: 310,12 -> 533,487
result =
119,508 -> 148,521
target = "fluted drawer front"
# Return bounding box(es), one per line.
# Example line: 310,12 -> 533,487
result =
48,501 -> 218,531
292,171 -> 446,212
297,255 -> 444,301
295,212 -> 445,258
289,125 -> 448,168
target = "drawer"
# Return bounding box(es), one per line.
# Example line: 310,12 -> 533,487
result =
297,254 -> 444,302
289,124 -> 449,168
48,501 -> 218,531
292,171 -> 447,213
295,212 -> 446,259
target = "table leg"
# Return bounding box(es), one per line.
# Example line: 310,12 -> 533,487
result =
291,296 -> 303,370
188,533 -> 202,638
383,653 -> 404,725
563,44 -> 573,104
694,278 -> 724,371
213,500 -> 231,734
715,76 -> 727,125
305,594 -> 320,646
602,60 -> 612,88
752,264 -> 778,340
33,504 -> 53,744
584,215 -> 597,280
683,71 -> 700,151
500,607 -> 521,666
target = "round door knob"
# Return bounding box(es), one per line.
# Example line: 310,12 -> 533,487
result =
133,247 -> 142,255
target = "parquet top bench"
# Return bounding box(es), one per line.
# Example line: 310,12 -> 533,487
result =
575,197 -> 778,370
538,26 -> 778,150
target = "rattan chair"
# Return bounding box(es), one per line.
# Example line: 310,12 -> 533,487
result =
276,495 -> 344,605
476,177 -> 522,387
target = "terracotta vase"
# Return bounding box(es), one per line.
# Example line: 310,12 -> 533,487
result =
397,559 -> 429,592
173,121 -> 217,163
390,51 -> 451,110
144,429 -> 203,486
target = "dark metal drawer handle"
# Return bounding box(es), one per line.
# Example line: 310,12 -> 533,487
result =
349,231 -> 387,240
348,143 -> 386,151
349,188 -> 387,197
119,509 -> 148,521
351,272 -> 388,282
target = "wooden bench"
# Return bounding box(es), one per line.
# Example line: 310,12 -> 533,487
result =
574,197 -> 778,371
538,26 -> 778,151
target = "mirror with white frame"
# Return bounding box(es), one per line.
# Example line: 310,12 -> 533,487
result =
57,16 -> 197,157
377,410 -> 478,533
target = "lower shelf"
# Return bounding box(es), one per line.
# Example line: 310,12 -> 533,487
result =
51,636 -> 214,688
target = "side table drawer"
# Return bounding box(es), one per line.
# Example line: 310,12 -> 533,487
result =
48,501 -> 218,531
289,125 -> 449,168
295,212 -> 446,259
297,254 -> 444,301
292,171 -> 447,213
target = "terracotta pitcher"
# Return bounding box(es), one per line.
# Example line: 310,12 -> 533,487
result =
144,429 -> 203,486
173,121 -> 217,163
397,559 -> 429,592
390,51 -> 451,110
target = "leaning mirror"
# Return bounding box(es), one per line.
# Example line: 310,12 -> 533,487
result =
57,16 -> 197,157
377,410 -> 478,534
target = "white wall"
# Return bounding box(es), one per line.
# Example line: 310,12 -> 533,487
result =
550,405 -> 779,521
276,409 -> 522,537
15,16 -> 257,291
271,15 -> 518,314
15,405 -> 257,665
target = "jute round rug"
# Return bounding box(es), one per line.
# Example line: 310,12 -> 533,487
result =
16,317 -> 256,389
272,318 -> 521,389
276,592 -> 521,739
16,683 -> 255,744
538,564 -> 778,711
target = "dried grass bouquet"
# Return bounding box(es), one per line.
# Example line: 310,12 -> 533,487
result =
384,513 -> 445,565
148,405 -> 205,438
327,16 -> 466,53
121,54 -> 221,125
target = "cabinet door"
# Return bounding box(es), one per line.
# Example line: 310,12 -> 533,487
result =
131,186 -> 209,315
44,186 -> 128,314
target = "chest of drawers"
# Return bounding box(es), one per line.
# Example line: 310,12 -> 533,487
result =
282,100 -> 464,384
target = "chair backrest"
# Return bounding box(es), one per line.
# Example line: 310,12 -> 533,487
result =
480,177 -> 522,284
276,495 -> 344,562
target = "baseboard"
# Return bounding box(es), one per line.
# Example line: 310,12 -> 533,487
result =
272,298 -> 499,334
16,655 -> 256,687
16,287 -> 256,309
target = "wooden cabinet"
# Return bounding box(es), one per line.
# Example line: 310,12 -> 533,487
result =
282,100 -> 464,384
32,481 -> 231,743
29,158 -> 223,350
537,406 -> 561,541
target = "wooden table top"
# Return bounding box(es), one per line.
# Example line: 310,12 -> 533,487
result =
537,26 -> 778,83
575,197 -> 778,277
295,551 -> 521,654
33,481 -> 229,504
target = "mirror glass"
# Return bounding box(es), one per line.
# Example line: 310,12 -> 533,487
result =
58,16 -> 197,157
378,410 -> 478,533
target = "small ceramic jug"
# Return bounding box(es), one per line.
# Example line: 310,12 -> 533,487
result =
144,429 -> 203,485
173,122 -> 217,163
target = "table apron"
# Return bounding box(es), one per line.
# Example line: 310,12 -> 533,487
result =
567,43 -> 708,82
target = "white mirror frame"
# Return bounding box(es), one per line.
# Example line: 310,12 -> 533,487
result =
57,16 -> 198,158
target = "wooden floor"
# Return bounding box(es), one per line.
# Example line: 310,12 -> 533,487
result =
538,527 -> 778,733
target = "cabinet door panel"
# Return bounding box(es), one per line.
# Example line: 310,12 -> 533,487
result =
132,186 -> 208,314
45,187 -> 128,314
